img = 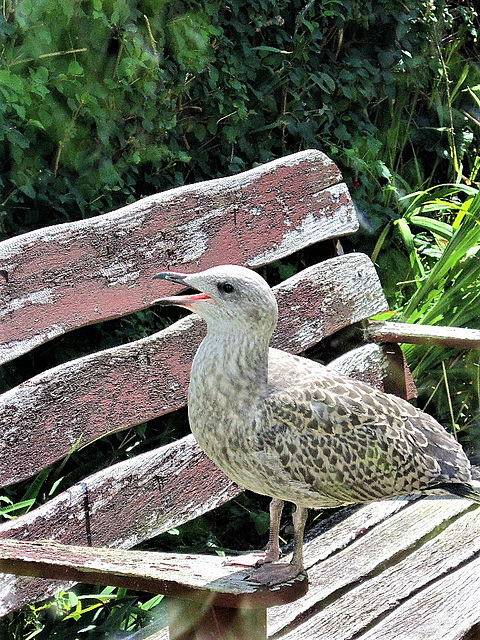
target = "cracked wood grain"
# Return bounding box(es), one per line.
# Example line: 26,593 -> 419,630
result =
0,150 -> 357,364
268,498 -> 480,639
0,254 -> 387,487
0,343 -> 391,616
367,320 -> 480,350
0,539 -> 308,609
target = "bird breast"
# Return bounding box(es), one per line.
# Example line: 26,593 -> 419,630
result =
187,333 -> 268,478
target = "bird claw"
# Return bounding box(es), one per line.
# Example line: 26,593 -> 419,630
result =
245,562 -> 307,586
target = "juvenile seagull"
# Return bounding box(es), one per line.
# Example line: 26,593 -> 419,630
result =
153,264 -> 480,583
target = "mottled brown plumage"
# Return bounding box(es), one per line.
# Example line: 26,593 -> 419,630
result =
153,264 -> 479,583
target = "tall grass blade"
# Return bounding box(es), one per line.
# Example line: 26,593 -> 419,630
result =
403,190 -> 480,319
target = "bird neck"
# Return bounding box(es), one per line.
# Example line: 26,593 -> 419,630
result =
188,330 -> 270,464
192,330 -> 270,393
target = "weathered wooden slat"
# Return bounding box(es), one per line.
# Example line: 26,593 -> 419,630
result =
326,342 -> 387,384
327,341 -> 416,400
311,505 -> 480,639
367,320 -> 480,349
0,150 -> 358,364
272,254 -> 386,354
0,434 -> 240,615
272,501 -> 480,640
0,253 -> 387,487
1,146 -> 476,640
358,556 -> 480,640
268,497 -> 480,638
300,496 -> 415,569
0,436 -> 238,549
0,316 -> 199,487
0,539 -> 308,609
0,342 -> 391,616
124,547 -> 480,640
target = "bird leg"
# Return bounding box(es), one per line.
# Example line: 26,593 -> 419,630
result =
224,498 -> 284,567
290,504 -> 308,573
245,504 -> 308,586
263,497 -> 284,562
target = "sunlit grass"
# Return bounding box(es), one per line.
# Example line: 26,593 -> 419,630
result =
373,184 -> 480,444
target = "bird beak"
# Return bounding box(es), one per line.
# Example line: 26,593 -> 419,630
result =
151,271 -> 213,309
152,271 -> 189,285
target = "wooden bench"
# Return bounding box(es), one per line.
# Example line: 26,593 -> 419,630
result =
1,150 -> 479,640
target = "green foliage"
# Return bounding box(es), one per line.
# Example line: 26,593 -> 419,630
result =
2,586 -> 167,639
1,1 -> 479,637
373,184 -> 480,444
1,0 -> 478,239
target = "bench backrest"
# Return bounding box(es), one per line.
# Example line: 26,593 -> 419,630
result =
0,150 -> 399,615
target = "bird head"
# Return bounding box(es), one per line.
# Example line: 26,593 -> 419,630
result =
152,264 -> 278,338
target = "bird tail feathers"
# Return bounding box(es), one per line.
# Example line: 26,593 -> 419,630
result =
435,482 -> 480,504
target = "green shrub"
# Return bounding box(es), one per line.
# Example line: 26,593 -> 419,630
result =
1,2 -> 479,636
1,0 -> 478,239
373,184 -> 480,451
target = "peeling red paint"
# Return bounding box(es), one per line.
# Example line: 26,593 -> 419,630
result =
0,254 -> 386,488
0,151 -> 356,364
0,152 -> 439,621
0,435 -> 241,615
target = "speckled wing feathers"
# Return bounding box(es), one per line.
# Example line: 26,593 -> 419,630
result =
253,348 -> 472,508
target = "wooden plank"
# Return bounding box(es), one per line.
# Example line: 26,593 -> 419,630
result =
272,502 -> 480,639
0,315 -> 199,487
0,341 -> 391,616
326,342 -> 389,391
381,343 -> 418,400
0,539 -> 307,610
0,150 -> 358,364
328,341 -> 416,400
0,435 -> 240,615
358,557 -> 480,640
0,253 -> 387,487
268,496 -> 477,636
168,600 -> 268,640
300,496 -> 416,569
0,346 -> 394,553
367,320 -> 480,349
272,254 -> 386,354
0,436 -> 238,550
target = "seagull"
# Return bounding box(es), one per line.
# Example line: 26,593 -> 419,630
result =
153,264 -> 480,584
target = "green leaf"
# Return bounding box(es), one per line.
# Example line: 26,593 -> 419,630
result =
409,215 -> 453,240
403,189 -> 480,319
0,499 -> 35,519
6,127 -> 29,149
18,182 -> 36,198
0,70 -> 25,92
22,466 -> 51,502
67,61 -> 84,76
12,103 -> 26,118
311,72 -> 336,94
139,594 -> 164,610
394,217 -> 425,280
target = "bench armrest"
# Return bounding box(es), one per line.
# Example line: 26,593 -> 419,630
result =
0,538 -> 307,609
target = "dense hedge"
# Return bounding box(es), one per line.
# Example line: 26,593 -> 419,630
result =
1,0 -> 478,240
0,5 -> 479,635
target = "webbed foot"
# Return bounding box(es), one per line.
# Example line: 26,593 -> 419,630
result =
245,562 -> 307,586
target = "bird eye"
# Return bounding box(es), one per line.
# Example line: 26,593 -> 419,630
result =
219,282 -> 234,294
